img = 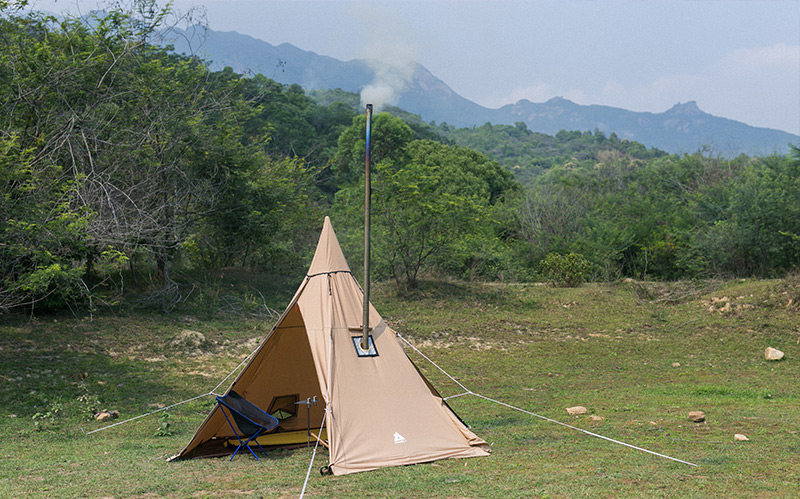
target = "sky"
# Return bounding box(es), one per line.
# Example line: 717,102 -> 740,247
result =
26,0 -> 800,135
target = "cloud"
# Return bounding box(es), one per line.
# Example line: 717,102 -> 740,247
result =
720,43 -> 799,72
705,43 -> 800,133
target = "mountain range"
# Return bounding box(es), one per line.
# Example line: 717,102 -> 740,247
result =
163,26 -> 798,156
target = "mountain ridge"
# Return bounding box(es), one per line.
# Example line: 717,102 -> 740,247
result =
163,26 -> 798,156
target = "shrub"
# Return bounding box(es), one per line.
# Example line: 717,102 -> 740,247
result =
540,252 -> 591,287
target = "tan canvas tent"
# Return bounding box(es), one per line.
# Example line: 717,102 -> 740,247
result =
172,216 -> 490,474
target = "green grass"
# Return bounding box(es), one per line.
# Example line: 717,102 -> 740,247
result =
1,277 -> 799,497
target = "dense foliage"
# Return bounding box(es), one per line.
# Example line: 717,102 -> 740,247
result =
0,5 -> 347,311
520,149 -> 800,280
437,119 -> 799,281
447,123 -> 667,185
1,2 -> 798,315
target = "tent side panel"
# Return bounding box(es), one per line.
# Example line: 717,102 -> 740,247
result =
232,306 -> 325,433
327,321 -> 490,475
175,306 -> 323,459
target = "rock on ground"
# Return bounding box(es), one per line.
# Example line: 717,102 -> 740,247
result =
765,347 -> 785,361
566,406 -> 588,415
688,410 -> 705,423
95,410 -> 119,422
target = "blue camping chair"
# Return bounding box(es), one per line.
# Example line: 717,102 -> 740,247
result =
216,390 -> 280,461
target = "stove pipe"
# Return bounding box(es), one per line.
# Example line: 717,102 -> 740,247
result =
361,104 -> 373,351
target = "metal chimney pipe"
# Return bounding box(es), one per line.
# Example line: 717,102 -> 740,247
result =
361,104 -> 373,351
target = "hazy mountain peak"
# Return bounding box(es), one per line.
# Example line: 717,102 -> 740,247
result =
667,101 -> 702,115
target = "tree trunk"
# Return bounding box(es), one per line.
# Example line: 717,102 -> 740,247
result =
155,250 -> 169,287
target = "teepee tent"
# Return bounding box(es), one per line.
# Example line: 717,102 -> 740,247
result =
172,216 -> 490,474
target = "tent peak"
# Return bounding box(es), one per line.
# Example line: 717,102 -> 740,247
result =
307,217 -> 351,276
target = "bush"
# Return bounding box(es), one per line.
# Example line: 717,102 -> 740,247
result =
540,252 -> 591,287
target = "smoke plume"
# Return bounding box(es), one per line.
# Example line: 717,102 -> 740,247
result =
361,59 -> 416,111
355,4 -> 419,111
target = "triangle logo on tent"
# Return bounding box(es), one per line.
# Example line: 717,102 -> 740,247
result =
393,432 -> 407,444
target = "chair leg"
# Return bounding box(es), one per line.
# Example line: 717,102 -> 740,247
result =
219,404 -> 249,461
254,437 -> 269,458
216,399 -> 274,461
245,444 -> 259,461
242,429 -> 264,461
251,428 -> 268,458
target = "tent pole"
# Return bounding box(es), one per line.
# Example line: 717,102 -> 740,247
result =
361,104 -> 373,350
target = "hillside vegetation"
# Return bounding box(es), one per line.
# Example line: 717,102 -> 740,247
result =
0,4 -> 798,317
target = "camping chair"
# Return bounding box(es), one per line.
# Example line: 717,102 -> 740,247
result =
216,390 -> 279,461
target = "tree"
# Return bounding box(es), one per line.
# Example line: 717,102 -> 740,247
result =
0,7 -> 259,309
0,135 -> 96,312
188,155 -> 324,272
333,132 -> 519,288
331,112 -> 414,188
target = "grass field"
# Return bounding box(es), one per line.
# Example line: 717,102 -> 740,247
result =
1,277 -> 798,498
